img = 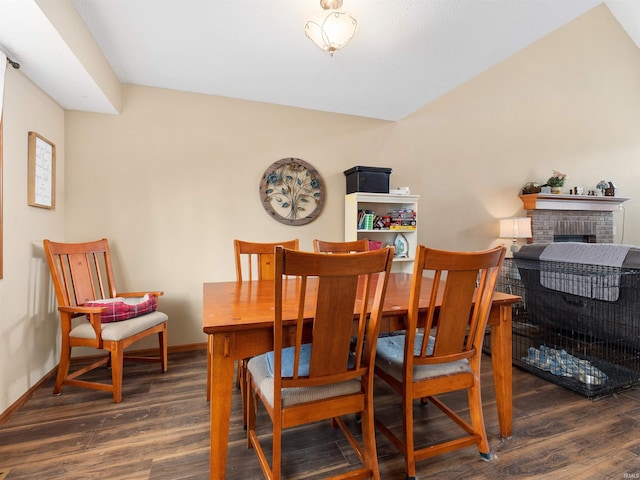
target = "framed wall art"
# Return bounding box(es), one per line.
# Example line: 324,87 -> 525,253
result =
259,158 -> 325,226
27,131 -> 56,209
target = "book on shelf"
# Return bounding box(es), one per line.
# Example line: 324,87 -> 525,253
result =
390,225 -> 416,230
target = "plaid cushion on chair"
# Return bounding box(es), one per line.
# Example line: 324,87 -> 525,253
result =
84,294 -> 158,323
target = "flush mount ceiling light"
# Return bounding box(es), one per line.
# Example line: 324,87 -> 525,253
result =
304,0 -> 358,56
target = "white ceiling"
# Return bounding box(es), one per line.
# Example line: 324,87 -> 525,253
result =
1,0 -> 639,121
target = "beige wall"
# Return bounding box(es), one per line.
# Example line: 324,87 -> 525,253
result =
64,86 -> 394,348
63,1 -> 639,354
392,4 -> 640,252
0,67 -> 65,413
1,3 -> 639,415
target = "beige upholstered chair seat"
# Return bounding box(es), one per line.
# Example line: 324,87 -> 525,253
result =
70,311 -> 169,341
248,354 -> 361,408
376,334 -> 471,382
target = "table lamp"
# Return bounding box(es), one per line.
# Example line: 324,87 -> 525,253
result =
499,217 -> 532,254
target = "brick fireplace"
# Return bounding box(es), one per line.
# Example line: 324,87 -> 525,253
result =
519,194 -> 629,244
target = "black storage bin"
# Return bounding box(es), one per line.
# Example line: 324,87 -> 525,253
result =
343,166 -> 392,194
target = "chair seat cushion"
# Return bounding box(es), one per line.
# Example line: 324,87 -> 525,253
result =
265,344 -> 312,377
71,310 -> 168,341
376,333 -> 471,382
248,353 -> 361,408
265,344 -> 356,378
84,294 -> 158,323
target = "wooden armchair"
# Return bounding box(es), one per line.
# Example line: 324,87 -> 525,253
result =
313,238 -> 369,253
43,238 -> 168,403
246,246 -> 394,479
374,245 -> 505,479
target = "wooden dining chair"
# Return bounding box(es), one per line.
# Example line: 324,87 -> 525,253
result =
374,244 -> 505,480
246,246 -> 394,480
43,238 -> 168,403
206,239 -> 299,404
313,238 -> 369,253
234,239 -> 300,282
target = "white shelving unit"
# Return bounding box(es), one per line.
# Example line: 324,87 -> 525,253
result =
345,192 -> 419,273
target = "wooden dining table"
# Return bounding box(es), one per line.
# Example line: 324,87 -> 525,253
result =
203,272 -> 520,480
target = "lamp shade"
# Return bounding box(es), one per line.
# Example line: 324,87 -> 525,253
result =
305,9 -> 357,55
499,217 -> 532,239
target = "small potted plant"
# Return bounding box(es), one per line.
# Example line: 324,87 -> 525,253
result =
546,170 -> 567,194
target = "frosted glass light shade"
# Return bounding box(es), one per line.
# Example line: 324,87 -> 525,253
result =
499,217 -> 532,239
305,9 -> 358,55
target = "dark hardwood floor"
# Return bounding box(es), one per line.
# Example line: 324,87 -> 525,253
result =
1,349 -> 639,480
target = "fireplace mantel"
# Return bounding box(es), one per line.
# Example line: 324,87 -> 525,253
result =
519,194 -> 629,212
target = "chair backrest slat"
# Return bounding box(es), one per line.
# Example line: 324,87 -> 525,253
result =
68,252 -> 97,304
434,269 -> 478,356
311,274 -> 360,377
57,253 -> 73,306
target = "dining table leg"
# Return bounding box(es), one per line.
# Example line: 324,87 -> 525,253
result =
209,333 -> 235,480
490,304 -> 513,439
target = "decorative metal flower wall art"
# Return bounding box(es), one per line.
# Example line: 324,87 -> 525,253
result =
260,158 -> 325,225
